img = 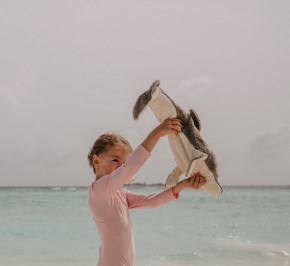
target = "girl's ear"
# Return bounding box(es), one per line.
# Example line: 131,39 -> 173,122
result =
92,155 -> 99,169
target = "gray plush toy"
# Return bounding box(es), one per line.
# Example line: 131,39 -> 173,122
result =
133,80 -> 223,196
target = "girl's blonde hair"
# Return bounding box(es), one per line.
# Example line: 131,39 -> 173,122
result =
88,133 -> 133,174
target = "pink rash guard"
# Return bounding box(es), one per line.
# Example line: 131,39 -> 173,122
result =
88,145 -> 179,266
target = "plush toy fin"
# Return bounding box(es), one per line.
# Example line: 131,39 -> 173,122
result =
133,80 -> 160,120
189,108 -> 201,131
203,179 -> 223,197
165,167 -> 184,188
186,150 -> 208,177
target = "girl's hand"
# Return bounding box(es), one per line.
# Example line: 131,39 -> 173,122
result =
155,118 -> 183,137
141,118 -> 182,152
172,172 -> 206,195
183,172 -> 206,190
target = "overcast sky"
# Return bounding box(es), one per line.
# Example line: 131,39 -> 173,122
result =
1,0 -> 289,187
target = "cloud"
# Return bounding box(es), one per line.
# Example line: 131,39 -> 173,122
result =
250,125 -> 290,161
177,76 -> 215,95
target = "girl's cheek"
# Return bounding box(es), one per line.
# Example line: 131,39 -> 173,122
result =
111,165 -> 118,172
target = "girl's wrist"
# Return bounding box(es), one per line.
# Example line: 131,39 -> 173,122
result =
141,128 -> 162,152
152,127 -> 164,138
172,180 -> 185,195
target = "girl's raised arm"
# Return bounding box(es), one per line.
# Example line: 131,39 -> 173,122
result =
141,118 -> 182,152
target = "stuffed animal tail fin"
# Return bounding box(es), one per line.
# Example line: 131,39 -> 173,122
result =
133,80 -> 160,120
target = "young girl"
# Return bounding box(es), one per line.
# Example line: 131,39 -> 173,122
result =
88,118 -> 206,266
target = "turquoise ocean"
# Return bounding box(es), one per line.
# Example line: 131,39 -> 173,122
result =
1,186 -> 289,266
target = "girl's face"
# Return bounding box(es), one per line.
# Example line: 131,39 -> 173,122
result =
93,143 -> 131,179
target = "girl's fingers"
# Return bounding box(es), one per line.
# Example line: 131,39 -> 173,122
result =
192,172 -> 199,180
189,172 -> 206,190
162,119 -> 183,136
167,122 -> 182,130
171,125 -> 182,133
166,125 -> 182,135
193,173 -> 200,189
166,118 -> 182,122
172,121 -> 183,128
166,119 -> 183,128
183,172 -> 207,190
189,173 -> 196,184
197,176 -> 206,189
